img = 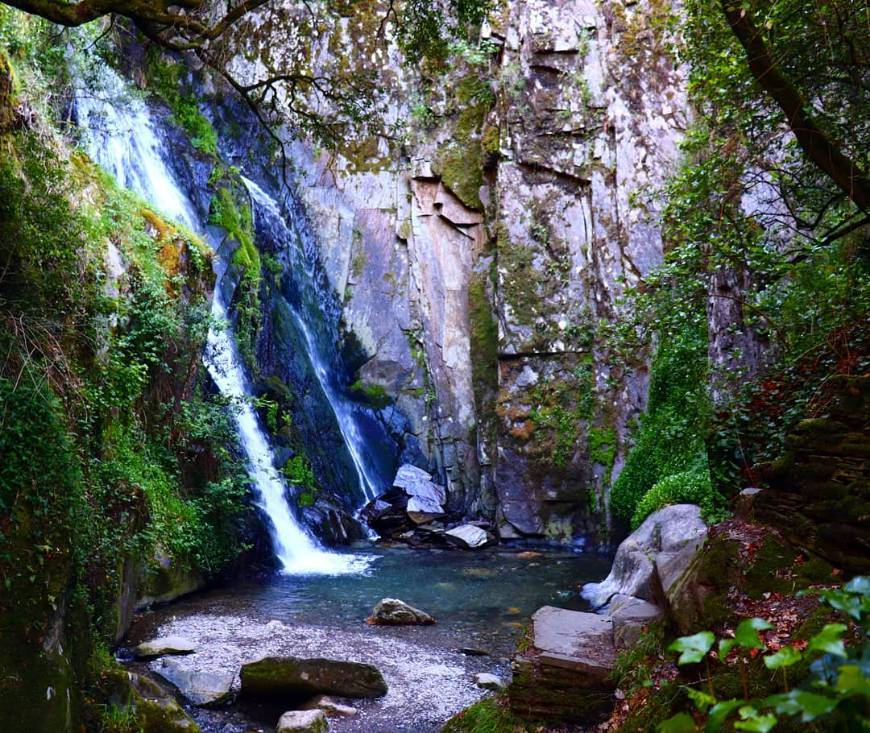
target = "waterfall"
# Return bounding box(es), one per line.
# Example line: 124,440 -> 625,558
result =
75,68 -> 368,575
243,178 -> 382,501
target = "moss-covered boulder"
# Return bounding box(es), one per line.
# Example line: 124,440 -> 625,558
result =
240,656 -> 387,700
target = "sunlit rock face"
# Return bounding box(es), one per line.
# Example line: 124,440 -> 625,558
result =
218,0 -> 689,542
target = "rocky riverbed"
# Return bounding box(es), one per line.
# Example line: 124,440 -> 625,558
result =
121,547 -> 610,732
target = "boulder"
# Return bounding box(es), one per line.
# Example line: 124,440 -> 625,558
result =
406,494 -> 445,525
393,464 -> 446,505
301,695 -> 358,717
394,464 -> 446,524
581,504 -> 707,608
152,657 -> 234,706
101,671 -> 200,733
474,673 -> 505,691
368,598 -> 435,625
444,524 -> 491,549
276,709 -> 328,733
135,636 -> 196,659
607,594 -> 664,650
508,606 -> 617,722
240,657 -> 387,699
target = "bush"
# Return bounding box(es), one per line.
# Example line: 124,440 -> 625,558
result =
631,458 -> 726,528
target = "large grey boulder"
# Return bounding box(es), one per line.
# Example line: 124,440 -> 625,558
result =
276,709 -> 328,733
368,598 -> 435,625
240,657 -> 387,699
444,524 -> 490,549
134,636 -> 196,659
152,658 -> 234,706
582,504 -> 708,608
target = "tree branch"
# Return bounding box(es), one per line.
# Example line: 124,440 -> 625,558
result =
721,0 -> 870,210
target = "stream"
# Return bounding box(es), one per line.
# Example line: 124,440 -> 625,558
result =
123,546 -> 610,732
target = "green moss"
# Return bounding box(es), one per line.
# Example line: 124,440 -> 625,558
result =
468,273 -> 498,438
145,50 -> 217,156
434,142 -> 485,210
610,321 -> 720,524
350,379 -> 392,409
442,697 -> 530,733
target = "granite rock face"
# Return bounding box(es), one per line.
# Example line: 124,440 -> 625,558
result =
217,0 -> 689,540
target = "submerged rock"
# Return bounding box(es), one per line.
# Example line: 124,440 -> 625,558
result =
276,709 -> 328,733
445,524 -> 491,549
473,672 -> 505,691
152,657 -> 234,706
508,606 -> 617,723
581,504 -> 707,608
240,656 -> 387,699
368,598 -> 436,626
135,636 -> 196,659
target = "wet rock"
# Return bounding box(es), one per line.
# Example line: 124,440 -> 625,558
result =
135,636 -> 196,659
474,672 -> 505,691
445,524 -> 491,549
368,598 -> 436,626
240,656 -> 387,699
301,695 -> 358,717
607,594 -> 664,651
582,504 -> 707,608
276,709 -> 328,733
152,657 -> 234,706
362,465 -> 449,535
508,606 -> 616,722
406,494 -> 445,525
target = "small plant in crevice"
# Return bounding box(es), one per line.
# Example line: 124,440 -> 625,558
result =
657,578 -> 870,732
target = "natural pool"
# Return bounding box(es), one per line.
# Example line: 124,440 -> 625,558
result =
124,545 -> 611,732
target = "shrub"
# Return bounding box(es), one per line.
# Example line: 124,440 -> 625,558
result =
631,458 -> 726,528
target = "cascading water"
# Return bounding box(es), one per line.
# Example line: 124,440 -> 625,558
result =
243,178 -> 383,501
75,69 -> 368,574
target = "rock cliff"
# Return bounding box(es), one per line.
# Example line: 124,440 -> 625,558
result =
216,0 -> 689,542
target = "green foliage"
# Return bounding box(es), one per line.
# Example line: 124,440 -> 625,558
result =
610,322 -> 724,525
397,0 -> 493,63
283,454 -> 318,489
442,696 -> 529,733
145,49 -> 218,155
657,579 -> 870,732
632,460 -> 726,529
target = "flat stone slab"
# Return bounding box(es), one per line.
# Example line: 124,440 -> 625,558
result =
135,636 -> 196,659
531,606 -> 616,674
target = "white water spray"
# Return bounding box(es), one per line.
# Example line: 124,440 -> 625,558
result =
76,68 -> 368,575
